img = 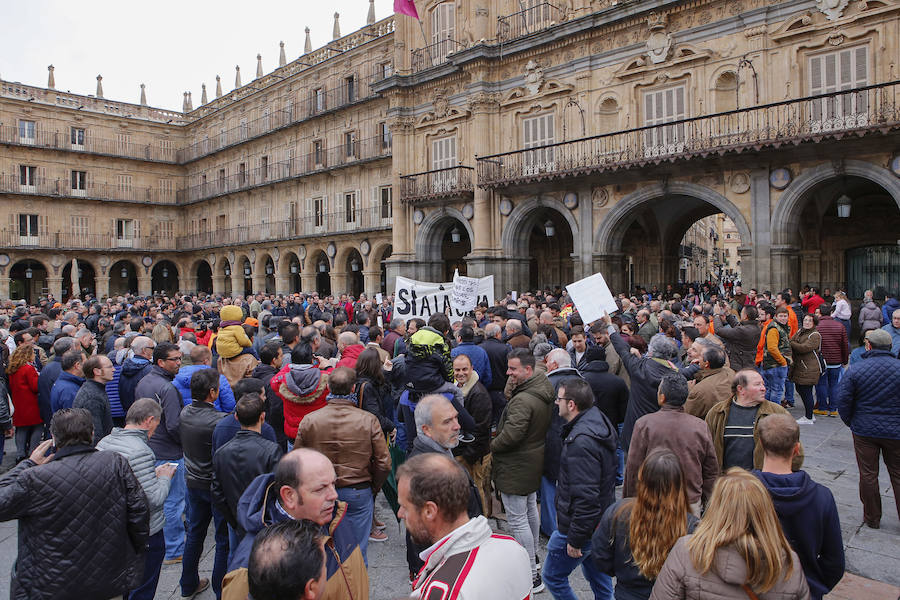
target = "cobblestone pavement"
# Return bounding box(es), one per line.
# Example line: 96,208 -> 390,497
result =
0,403 -> 897,599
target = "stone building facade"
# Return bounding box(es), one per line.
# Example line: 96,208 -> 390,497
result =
2,0 -> 899,302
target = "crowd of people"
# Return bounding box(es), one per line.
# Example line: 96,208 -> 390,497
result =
0,280 -> 897,600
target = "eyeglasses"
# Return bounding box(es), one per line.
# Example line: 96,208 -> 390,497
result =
164,356 -> 182,362
556,396 -> 573,402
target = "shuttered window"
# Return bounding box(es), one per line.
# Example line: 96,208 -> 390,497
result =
643,85 -> 686,155
523,113 -> 555,173
809,46 -> 868,127
431,2 -> 456,64
431,136 -> 457,192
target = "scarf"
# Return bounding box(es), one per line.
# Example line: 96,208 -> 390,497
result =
457,369 -> 480,397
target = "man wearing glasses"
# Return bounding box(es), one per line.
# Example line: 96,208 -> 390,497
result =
135,342 -> 188,566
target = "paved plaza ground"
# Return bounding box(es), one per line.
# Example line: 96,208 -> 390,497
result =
0,403 -> 897,599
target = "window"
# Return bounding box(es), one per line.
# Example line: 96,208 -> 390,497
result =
159,179 -> 174,202
809,46 -> 868,131
217,214 -> 228,230
344,191 -> 357,223
239,118 -> 249,140
219,127 -> 226,147
344,132 -> 356,158
287,147 -> 295,175
643,85 -> 686,157
218,168 -> 226,186
313,196 -> 326,228
523,113 -> 555,174
70,127 -> 85,149
70,216 -> 89,237
19,214 -> 39,240
261,156 -> 269,179
117,174 -> 133,200
71,170 -> 87,196
380,62 -> 393,79
158,221 -> 174,240
199,218 -> 208,233
262,108 -> 271,131
431,136 -> 457,192
379,122 -> 392,151
19,165 -> 37,189
523,0 -> 554,32
238,162 -> 246,185
314,88 -> 326,113
313,140 -> 324,166
116,219 -> 135,247
116,133 -> 132,155
345,76 -> 356,104
380,185 -> 393,219
18,120 -> 35,144
431,2 -> 456,65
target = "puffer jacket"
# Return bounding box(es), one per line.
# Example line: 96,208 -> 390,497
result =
545,366 -> 584,483
223,473 -> 368,600
335,343 -> 364,369
685,367 -> 736,420
97,427 -> 172,535
270,362 -> 329,439
789,328 -> 822,386
49,369 -> 85,414
491,371 -> 554,496
838,349 -> 900,440
295,397 -> 391,490
215,324 -> 252,359
882,297 -> 900,326
715,315 -> 761,372
858,300 -> 883,331
581,359 -> 629,426
173,364 -> 236,412
117,355 -> 152,412
0,446 -> 150,600
650,536 -> 810,600
763,321 -> 792,369
556,406 -> 617,549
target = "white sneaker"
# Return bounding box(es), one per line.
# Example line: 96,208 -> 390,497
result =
796,417 -> 815,425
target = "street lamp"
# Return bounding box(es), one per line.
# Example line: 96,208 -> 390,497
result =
836,194 -> 852,218
25,267 -> 33,279
265,262 -> 273,275
224,265 -> 231,276
290,261 -> 299,274
544,220 -> 555,237
244,263 -> 251,277
318,261 -> 327,273
120,266 -> 128,278
450,226 -> 461,244
161,267 -> 169,278
351,257 -> 360,272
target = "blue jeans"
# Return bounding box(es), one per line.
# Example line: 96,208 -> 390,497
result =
539,476 -> 558,538
762,366 -> 788,404
815,366 -> 842,412
155,458 -> 186,560
541,530 -> 613,600
126,530 -> 165,600
337,486 -> 375,567
784,379 -> 795,406
181,487 -> 229,599
227,525 -> 241,567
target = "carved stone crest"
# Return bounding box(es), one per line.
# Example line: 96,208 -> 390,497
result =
592,186 -> 609,208
524,60 -> 544,94
816,0 -> 850,20
646,12 -> 673,64
433,92 -> 449,119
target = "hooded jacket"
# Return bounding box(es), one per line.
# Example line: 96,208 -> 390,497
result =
858,300 -> 883,331
491,371 -> 554,495
117,356 -> 152,412
222,473 -> 368,600
49,370 -> 84,414
412,516 -> 532,600
581,359 -> 629,426
335,343 -> 365,369
556,406 -> 617,548
754,470 -> 844,600
882,297 -> 900,326
650,536 -> 809,600
173,364 -> 236,412
270,362 -> 329,440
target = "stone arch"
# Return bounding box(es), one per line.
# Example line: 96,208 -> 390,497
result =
595,181 -> 753,254
370,241 -> 393,270
501,196 -> 580,257
414,207 -> 474,261
771,160 -> 900,246
712,69 -> 738,112
109,259 -> 140,296
191,258 -> 213,294
279,250 -> 301,278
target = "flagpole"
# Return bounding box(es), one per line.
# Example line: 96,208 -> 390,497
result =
418,18 -> 434,65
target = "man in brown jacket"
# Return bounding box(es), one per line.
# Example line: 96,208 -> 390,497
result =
625,373 -> 719,514
295,366 -> 390,566
505,319 -> 531,349
684,343 -> 735,419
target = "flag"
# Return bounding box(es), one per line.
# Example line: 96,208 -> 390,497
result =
394,0 -> 419,19
560,303 -> 575,319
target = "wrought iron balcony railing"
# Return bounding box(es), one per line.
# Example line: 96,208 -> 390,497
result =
0,125 -> 178,163
498,2 -> 566,43
411,38 -> 466,73
0,174 -> 177,204
477,81 -> 900,187
178,75 -> 382,164
177,207 -> 393,250
0,230 -> 176,251
178,134 -> 392,204
399,166 -> 475,204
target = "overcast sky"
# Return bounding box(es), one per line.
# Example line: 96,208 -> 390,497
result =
1,0 -> 392,112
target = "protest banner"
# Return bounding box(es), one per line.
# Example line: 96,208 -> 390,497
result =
450,269 -> 480,313
565,272 -> 618,324
393,275 -> 494,323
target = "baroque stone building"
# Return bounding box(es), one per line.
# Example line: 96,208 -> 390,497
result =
2,0 -> 900,302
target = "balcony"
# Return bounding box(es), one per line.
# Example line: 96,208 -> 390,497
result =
411,39 -> 466,74
178,75 -> 382,164
498,2 -> 566,43
177,134 -> 392,204
0,125 -> 178,163
399,166 -> 475,204
477,81 -> 900,188
0,174 -> 177,204
178,207 -> 393,250
0,231 -> 176,251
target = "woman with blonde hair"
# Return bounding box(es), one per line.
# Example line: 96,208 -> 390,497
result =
593,450 -> 698,600
831,291 -> 852,342
651,468 -> 809,599
7,343 -> 42,462
151,322 -> 173,345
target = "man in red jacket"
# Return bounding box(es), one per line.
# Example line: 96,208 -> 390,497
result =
814,304 -> 849,417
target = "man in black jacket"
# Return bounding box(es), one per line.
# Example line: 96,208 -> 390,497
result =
179,368 -> 227,598
211,393 -> 283,563
251,340 -> 287,451
0,408 -> 149,600
480,323 -> 510,425
451,354 -> 493,516
580,346 -> 629,485
134,341 -> 186,564
541,378 -> 616,599
73,354 -> 115,445
714,304 -> 761,372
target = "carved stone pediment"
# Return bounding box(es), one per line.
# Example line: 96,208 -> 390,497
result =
816,0 -> 850,20
501,79 -> 573,106
615,44 -> 712,79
